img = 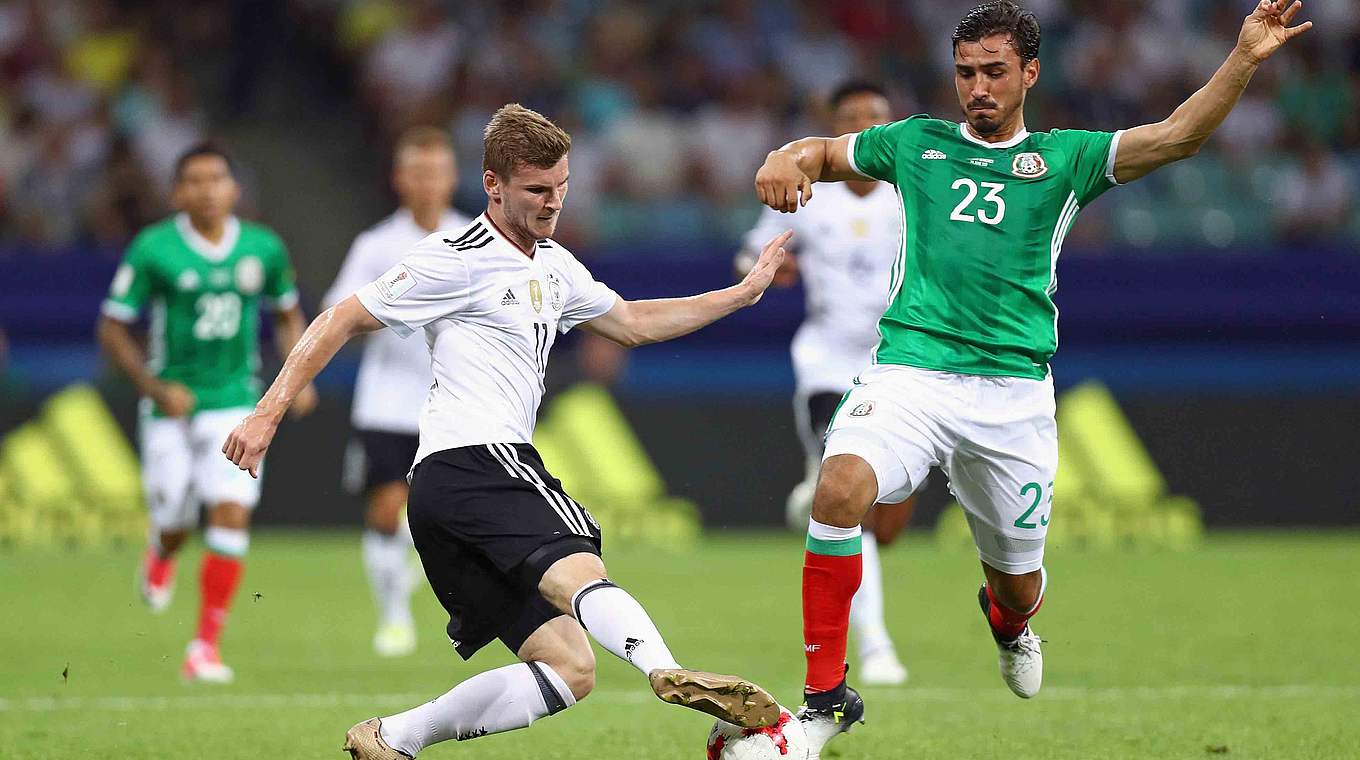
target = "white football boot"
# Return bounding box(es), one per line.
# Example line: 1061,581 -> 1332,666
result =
138,547 -> 175,613
797,684 -> 865,760
994,626 -> 1043,698
978,585 -> 1043,698
373,621 -> 417,658
181,640 -> 234,684
859,649 -> 908,686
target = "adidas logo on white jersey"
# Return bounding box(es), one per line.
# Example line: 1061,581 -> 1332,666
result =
921,149 -> 947,160
501,289 -> 519,306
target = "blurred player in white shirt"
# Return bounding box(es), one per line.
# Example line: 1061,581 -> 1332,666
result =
323,128 -> 470,657
737,82 -> 917,686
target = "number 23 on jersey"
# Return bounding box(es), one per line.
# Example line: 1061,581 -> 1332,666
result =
950,178 -> 1006,225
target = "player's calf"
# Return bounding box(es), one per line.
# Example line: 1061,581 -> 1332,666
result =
366,661 -> 578,757
978,566 -> 1046,698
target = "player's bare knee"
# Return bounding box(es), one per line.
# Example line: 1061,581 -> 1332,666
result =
366,483 -> 407,534
538,553 -> 607,614
811,461 -> 875,528
366,498 -> 404,535
555,651 -> 596,701
158,529 -> 189,554
526,635 -> 596,701
208,502 -> 251,530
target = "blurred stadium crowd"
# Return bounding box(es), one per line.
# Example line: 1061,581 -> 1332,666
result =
0,0 -> 1356,254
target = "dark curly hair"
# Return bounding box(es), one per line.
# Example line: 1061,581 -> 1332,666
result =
952,1 -> 1041,64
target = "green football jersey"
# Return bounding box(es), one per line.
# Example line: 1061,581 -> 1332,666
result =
850,116 -> 1120,379
102,214 -> 298,413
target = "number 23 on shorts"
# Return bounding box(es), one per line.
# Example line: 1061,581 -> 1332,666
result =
1014,480 -> 1053,530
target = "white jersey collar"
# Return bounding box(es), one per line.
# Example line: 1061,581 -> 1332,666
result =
958,122 -> 1031,149
175,213 -> 240,262
481,211 -> 537,257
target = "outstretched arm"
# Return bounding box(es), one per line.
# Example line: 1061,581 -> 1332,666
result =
1114,0 -> 1312,184
223,296 -> 383,476
582,230 -> 792,347
755,135 -> 861,213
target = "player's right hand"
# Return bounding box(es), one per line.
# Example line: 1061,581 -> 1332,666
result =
739,230 -> 793,305
755,151 -> 813,213
151,381 -> 196,417
222,411 -> 278,479
772,251 -> 800,287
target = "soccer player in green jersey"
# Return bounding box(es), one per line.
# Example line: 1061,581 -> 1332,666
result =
96,143 -> 318,682
754,1 -> 1314,754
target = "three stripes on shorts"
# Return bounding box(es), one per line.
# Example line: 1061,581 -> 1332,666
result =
485,444 -> 594,536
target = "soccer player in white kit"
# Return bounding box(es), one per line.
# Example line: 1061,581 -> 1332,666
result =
224,104 -> 793,758
323,127 -> 471,657
737,81 -> 914,686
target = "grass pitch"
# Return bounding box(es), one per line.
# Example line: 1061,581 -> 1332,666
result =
2,530 -> 1357,759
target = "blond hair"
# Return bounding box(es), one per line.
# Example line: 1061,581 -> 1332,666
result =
482,103 -> 571,177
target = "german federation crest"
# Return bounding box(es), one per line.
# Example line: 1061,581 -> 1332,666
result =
1011,152 -> 1048,178
546,274 -> 563,310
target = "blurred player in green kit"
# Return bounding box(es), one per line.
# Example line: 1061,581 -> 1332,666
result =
755,2 -> 1315,756
97,143 -> 318,682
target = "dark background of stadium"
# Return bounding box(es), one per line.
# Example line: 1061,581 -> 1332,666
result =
1,0 -> 1358,528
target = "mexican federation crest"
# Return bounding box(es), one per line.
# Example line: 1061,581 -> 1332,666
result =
235,256 -> 264,294
1011,152 -> 1048,178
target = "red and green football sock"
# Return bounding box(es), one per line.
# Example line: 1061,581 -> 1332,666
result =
195,527 -> 248,646
803,519 -> 863,702
982,567 -> 1047,641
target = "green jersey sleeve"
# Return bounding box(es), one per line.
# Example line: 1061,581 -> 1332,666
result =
102,233 -> 155,322
848,115 -> 928,182
1052,129 -> 1123,206
263,232 -> 300,311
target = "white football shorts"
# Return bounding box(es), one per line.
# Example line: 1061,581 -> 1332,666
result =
823,364 -> 1056,574
140,405 -> 262,530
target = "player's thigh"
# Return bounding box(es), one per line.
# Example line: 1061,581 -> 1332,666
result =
189,407 -> 262,509
821,379 -> 938,508
947,406 -> 1056,575
406,445 -> 597,660
140,414 -> 196,529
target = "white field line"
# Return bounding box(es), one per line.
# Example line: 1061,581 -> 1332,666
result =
1,685 -> 1358,713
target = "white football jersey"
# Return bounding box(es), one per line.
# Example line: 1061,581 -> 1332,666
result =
324,208 -> 471,434
741,181 -> 902,395
356,214 -> 619,466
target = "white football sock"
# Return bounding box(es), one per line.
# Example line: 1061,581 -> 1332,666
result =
572,581 -> 681,675
850,533 -> 895,660
363,526 -> 414,626
379,661 -> 574,755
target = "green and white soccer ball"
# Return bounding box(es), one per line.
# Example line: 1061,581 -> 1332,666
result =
705,705 -> 808,760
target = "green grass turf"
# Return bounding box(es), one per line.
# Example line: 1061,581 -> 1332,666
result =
2,530 -> 1358,759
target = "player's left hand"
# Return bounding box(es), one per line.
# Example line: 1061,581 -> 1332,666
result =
739,230 -> 792,305
1237,0 -> 1312,64
290,383 -> 319,418
222,411 -> 279,479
